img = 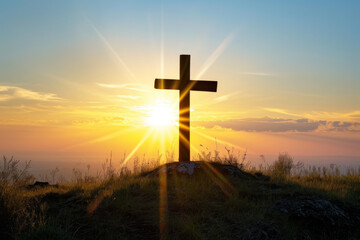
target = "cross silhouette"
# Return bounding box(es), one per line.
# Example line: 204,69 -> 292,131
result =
154,55 -> 218,162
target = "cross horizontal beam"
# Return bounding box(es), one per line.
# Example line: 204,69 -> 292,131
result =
155,79 -> 217,92
154,55 -> 218,162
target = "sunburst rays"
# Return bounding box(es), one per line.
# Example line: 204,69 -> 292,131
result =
77,17 -> 241,230
192,127 -> 246,152
195,31 -> 236,80
63,128 -> 138,151
121,127 -> 154,166
201,161 -> 238,197
86,17 -> 137,81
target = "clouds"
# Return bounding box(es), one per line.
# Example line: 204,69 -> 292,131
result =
97,83 -> 148,92
97,82 -> 145,102
264,108 -> 360,122
321,121 -> 360,132
194,117 -> 360,133
214,91 -> 241,103
346,110 -> 360,120
0,85 -> 61,102
116,95 -> 140,100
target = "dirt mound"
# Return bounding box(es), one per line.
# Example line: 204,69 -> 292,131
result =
141,161 -> 262,180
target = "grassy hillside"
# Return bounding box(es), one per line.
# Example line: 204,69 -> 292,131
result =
1,157 -> 360,239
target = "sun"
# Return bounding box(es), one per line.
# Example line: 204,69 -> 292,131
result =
146,100 -> 177,127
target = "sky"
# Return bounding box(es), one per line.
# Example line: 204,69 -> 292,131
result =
1,0 -> 360,172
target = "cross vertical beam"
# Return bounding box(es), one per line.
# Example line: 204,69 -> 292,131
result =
154,55 -> 218,162
179,55 -> 190,162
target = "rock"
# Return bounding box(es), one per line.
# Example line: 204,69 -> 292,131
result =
159,162 -> 200,175
273,198 -> 348,226
271,198 -> 358,239
235,221 -> 282,240
27,181 -> 50,189
34,181 -> 49,187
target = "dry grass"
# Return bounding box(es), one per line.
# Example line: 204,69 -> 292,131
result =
1,153 -> 360,239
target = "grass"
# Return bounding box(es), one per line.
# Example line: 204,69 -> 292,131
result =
1,154 -> 360,239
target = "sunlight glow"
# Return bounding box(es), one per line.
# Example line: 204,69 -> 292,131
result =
63,128 -> 137,151
146,100 -> 177,127
121,128 -> 154,166
192,128 -> 246,152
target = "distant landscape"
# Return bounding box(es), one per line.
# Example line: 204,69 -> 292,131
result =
6,151 -> 359,182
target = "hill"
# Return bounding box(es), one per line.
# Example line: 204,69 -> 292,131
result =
1,161 -> 360,240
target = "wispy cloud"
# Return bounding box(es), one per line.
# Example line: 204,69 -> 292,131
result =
116,95 -> 140,100
97,83 -> 148,92
0,85 -> 61,102
0,95 -> 13,102
194,117 -> 360,133
263,108 -> 304,118
214,91 -> 241,103
345,110 -> 360,120
265,108 -> 360,122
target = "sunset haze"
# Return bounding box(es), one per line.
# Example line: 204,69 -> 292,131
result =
1,1 -> 360,174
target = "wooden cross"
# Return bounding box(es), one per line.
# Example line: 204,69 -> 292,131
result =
154,55 -> 218,162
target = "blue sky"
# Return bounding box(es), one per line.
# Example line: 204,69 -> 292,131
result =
1,1 -> 359,107
1,1 -> 360,164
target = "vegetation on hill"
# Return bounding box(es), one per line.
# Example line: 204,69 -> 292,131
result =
1,154 -> 360,240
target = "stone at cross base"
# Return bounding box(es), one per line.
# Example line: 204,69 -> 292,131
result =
154,54 -> 217,163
